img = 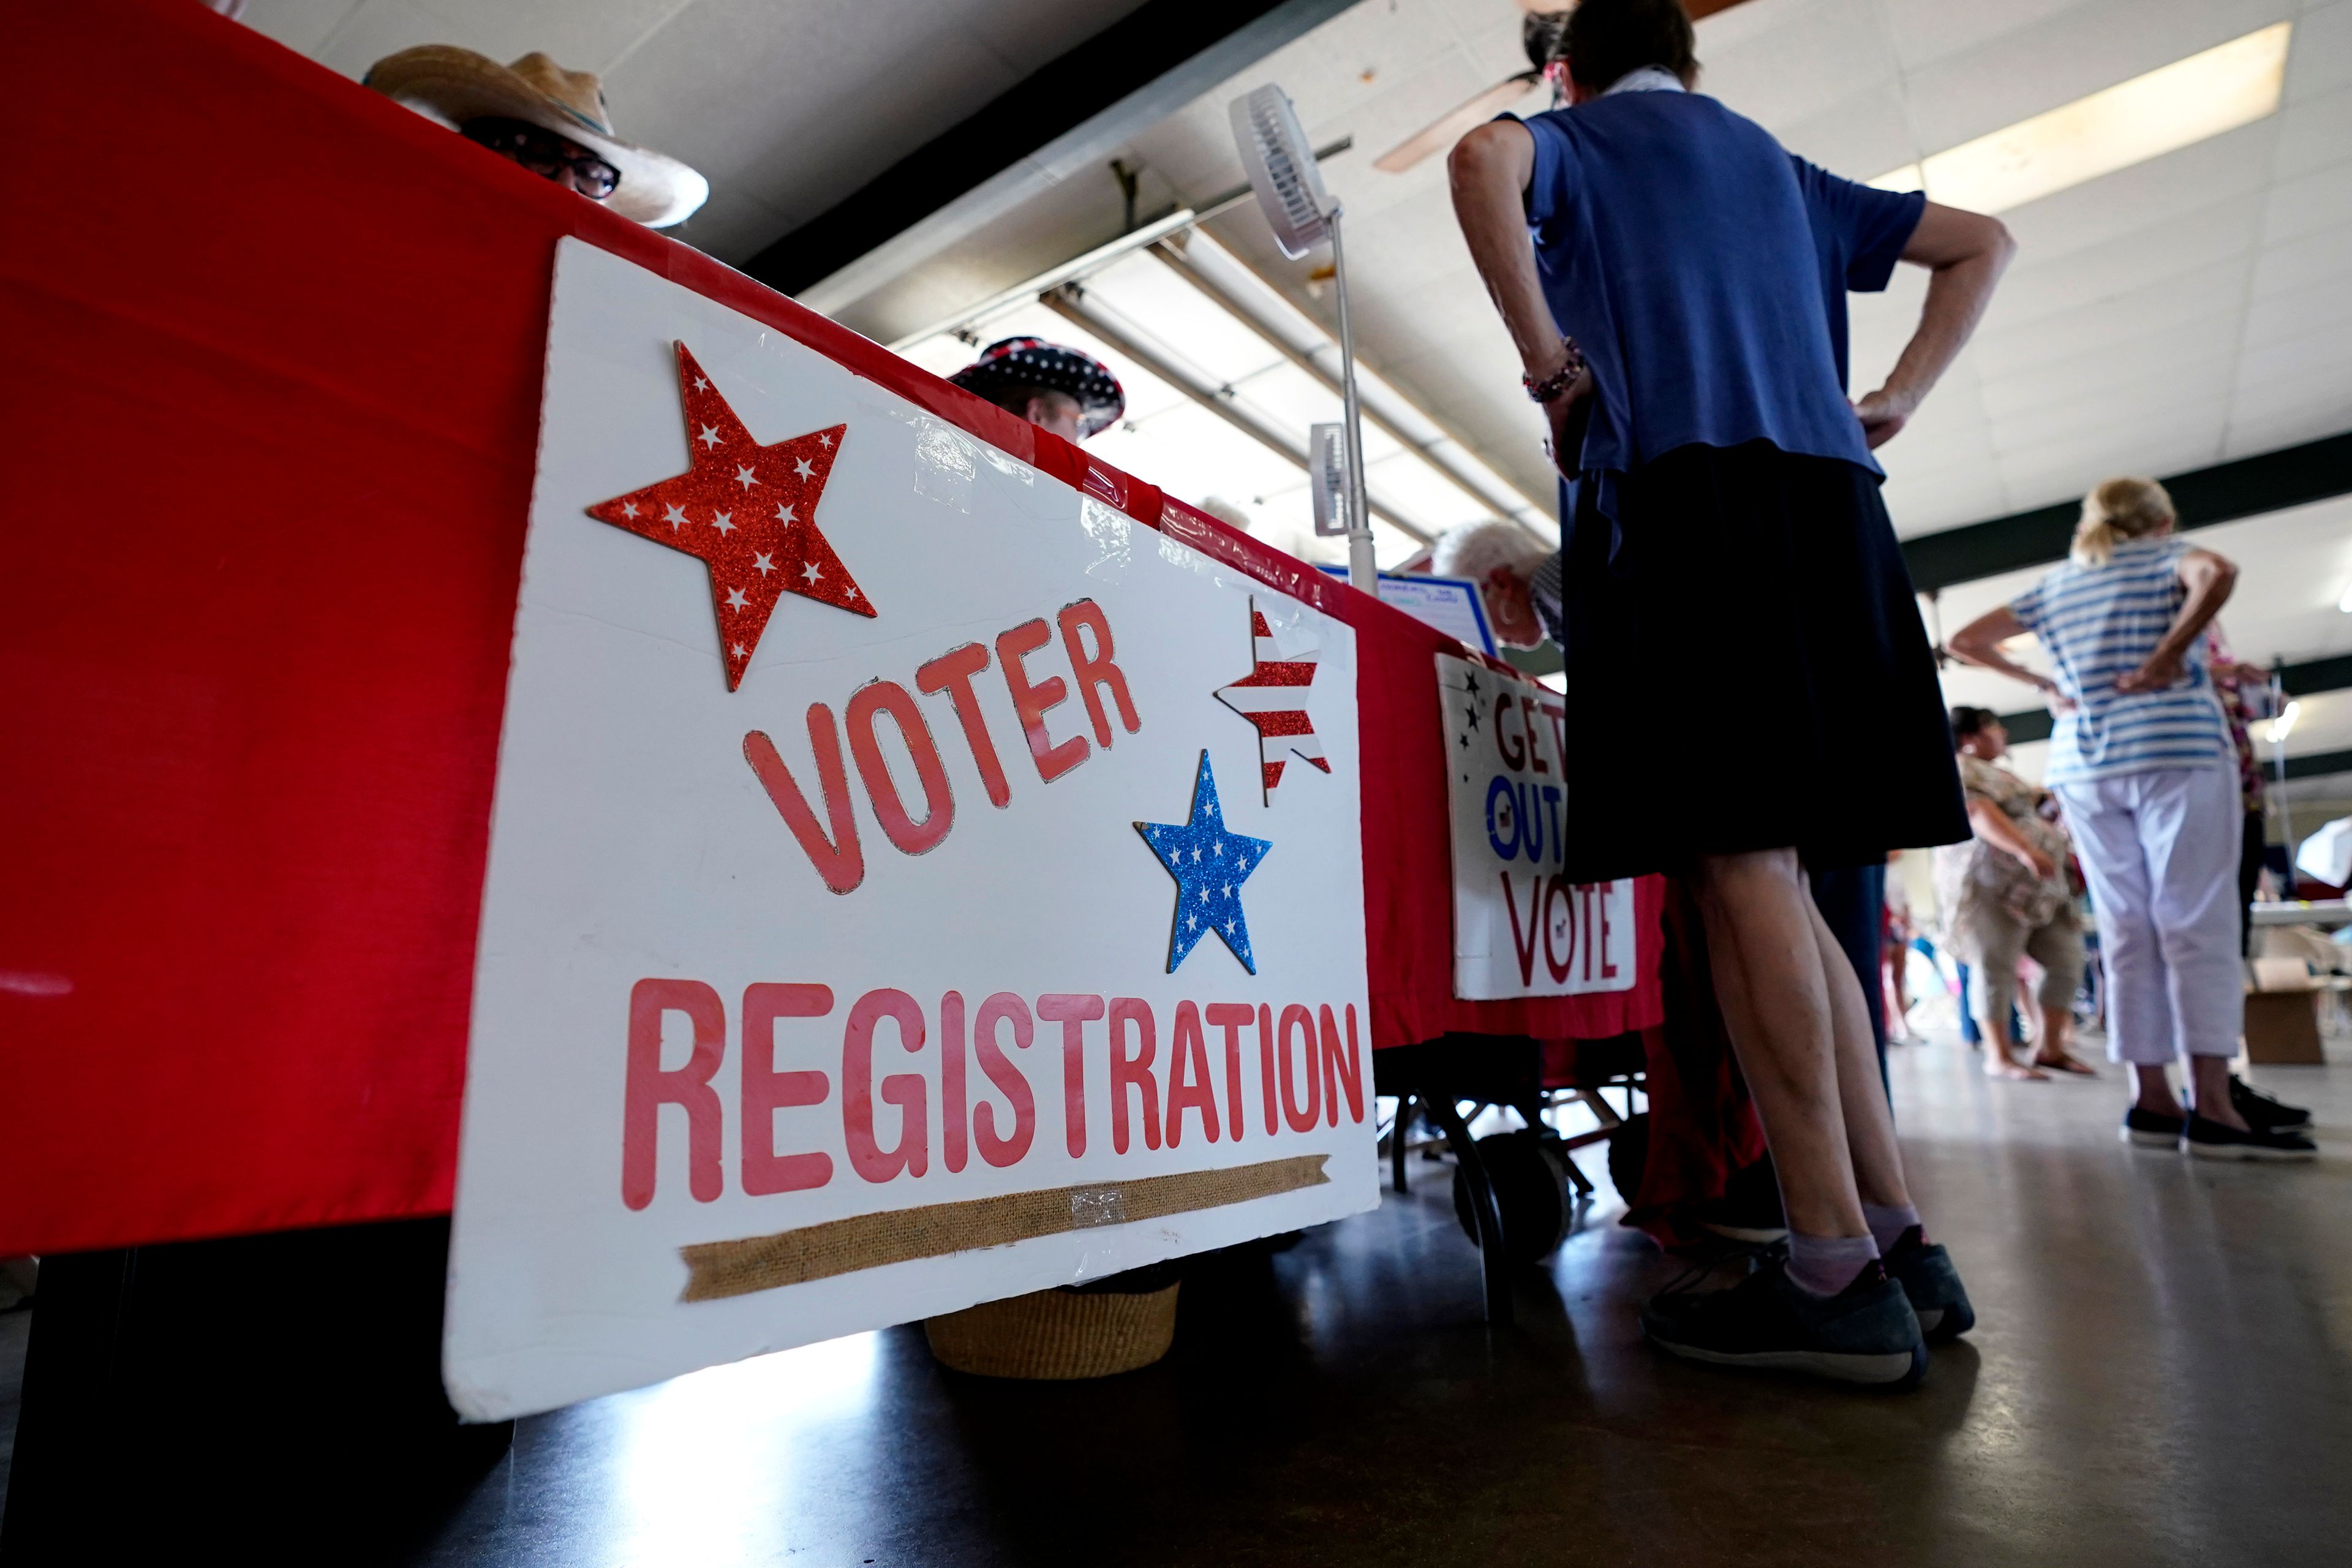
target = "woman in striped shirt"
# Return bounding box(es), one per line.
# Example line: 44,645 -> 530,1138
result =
1949,478 -> 2313,1159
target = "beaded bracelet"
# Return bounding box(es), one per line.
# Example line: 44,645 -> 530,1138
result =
1522,340 -> 1586,403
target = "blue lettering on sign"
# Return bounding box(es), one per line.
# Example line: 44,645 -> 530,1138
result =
1488,778 -> 1568,867
1485,775 -> 1520,860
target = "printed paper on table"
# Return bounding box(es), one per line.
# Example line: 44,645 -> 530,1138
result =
444,239 -> 1373,1421
1436,652 -> 1634,1000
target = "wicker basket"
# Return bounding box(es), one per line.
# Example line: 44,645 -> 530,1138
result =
923,1283 -> 1180,1379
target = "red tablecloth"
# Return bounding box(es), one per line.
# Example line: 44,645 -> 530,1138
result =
0,0 -> 1659,1256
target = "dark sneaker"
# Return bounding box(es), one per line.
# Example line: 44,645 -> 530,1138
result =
2184,1114 -> 2318,1162
2121,1107 -> 2184,1149
2229,1075 -> 2312,1131
1643,1257 -> 1926,1387
1881,1226 -> 1974,1340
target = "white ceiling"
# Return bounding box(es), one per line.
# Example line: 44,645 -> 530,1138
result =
238,0 -> 2352,780
235,0 -> 1153,263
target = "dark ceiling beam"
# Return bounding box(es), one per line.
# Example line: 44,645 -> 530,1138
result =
1994,651 -> 2352,749
1903,431 -> 2352,594
743,0 -> 1353,301
2285,747 -> 2352,782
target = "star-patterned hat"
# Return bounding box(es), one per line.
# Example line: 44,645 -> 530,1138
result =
949,338 -> 1126,438
364,46 -> 709,228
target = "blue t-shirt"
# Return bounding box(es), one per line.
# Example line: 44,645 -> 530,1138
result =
2009,537 -> 2230,785
1512,92 -> 1923,498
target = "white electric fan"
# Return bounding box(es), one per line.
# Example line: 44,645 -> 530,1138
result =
1230,85 -> 1376,589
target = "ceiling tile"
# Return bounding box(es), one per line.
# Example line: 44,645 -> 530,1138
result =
2258,156 -> 2352,245
2272,83 -> 2352,179
1983,193 -> 2262,331
1881,0 -> 2090,72
1698,0 -> 1902,132
2285,0 -> 2352,101
1900,0 -> 2297,153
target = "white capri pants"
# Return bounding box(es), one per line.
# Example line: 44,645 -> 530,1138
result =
2053,764 -> 2242,1065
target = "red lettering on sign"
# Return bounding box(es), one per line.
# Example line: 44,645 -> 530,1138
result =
740,983 -> 834,1196
1320,1003 -> 1365,1125
1542,876 -> 1575,984
1501,869 -> 1542,986
1277,1003 -> 1321,1133
621,978 -> 727,1210
1521,696 -> 1547,774
997,618 -> 1089,782
843,989 -> 928,1183
1164,1001 -> 1219,1148
1107,997 -> 1161,1153
939,989 -> 969,1174
1057,599 -> 1142,747
845,680 -> 954,856
1493,693 -> 1525,771
916,643 -> 1011,810
971,992 -> 1037,1168
744,708 -> 865,894
1205,1003 -> 1253,1143
1038,993 -> 1104,1158
1256,1003 -> 1279,1136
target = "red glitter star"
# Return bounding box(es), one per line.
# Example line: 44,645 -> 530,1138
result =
586,342 -> 873,690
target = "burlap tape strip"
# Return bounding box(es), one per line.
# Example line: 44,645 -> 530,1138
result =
678,1153 -> 1330,1303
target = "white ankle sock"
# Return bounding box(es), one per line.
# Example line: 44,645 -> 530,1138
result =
1785,1232 -> 1879,1297
1862,1202 -> 1921,1253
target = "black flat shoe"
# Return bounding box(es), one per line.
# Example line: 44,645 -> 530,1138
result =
2120,1106 -> 2184,1149
2230,1074 -> 2312,1130
2184,1114 -> 2317,1162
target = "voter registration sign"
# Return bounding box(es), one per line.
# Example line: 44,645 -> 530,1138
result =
1435,652 -> 1635,1001
443,239 -> 1376,1421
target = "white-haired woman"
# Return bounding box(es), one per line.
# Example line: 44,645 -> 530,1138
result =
1430,520 -> 1553,648
1949,478 -> 2313,1159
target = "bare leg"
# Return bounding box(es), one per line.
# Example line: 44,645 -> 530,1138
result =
2188,1054 -> 2248,1131
1691,850 -> 1869,1240
1804,900 -> 1911,1211
2032,1001 -> 2094,1072
2133,1063 -> 2180,1117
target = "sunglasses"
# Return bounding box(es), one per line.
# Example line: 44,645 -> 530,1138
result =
460,116 -> 620,200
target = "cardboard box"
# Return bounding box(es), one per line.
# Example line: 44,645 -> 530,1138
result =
2245,989 -> 2324,1065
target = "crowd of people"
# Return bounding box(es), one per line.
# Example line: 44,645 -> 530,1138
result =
352,0 -> 2321,1394
1431,0 -> 2319,1389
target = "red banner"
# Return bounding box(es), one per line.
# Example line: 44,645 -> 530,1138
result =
0,0 -> 1659,1256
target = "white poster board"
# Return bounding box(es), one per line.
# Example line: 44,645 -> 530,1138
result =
1317,567 -> 1497,655
444,239 -> 1374,1421
1435,652 -> 1635,1000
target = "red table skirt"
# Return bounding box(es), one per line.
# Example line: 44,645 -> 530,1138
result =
0,0 -> 1659,1256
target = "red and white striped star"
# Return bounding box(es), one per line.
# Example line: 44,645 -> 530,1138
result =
1215,598 -> 1330,802
585,342 -> 872,690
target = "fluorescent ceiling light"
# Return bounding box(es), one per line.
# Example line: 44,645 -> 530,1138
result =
2338,577 -> 2352,613
1871,23 -> 2291,214
2269,699 -> 2301,744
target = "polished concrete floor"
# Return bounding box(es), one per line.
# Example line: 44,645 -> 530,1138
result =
4,1031 -> 2349,1565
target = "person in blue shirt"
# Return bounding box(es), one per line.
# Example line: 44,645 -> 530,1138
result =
1450,0 -> 2013,1386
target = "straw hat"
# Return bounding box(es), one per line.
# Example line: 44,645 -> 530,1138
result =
364,46 -> 709,228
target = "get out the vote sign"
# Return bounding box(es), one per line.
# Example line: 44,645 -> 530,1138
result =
445,240 -> 1374,1421
1436,652 -> 1635,1001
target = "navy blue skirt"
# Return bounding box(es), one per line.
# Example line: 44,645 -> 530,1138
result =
1551,440 -> 1967,881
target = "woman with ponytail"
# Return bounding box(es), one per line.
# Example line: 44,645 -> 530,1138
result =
1948,479 -> 2315,1160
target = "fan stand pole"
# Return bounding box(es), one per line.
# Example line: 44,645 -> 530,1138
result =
1327,209 -> 1378,590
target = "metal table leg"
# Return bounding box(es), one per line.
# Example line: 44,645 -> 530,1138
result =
1415,1093 -> 1513,1328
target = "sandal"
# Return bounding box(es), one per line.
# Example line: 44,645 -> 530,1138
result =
2032,1053 -> 2098,1077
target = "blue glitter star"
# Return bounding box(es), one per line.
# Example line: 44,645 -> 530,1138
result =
1135,750 -> 1273,973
